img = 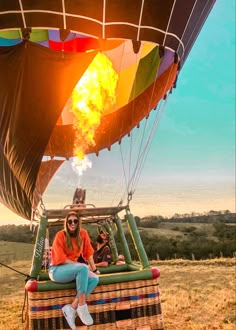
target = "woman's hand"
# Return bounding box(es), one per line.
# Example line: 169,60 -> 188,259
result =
87,255 -> 100,274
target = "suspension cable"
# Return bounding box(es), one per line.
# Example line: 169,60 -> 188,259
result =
126,45 -> 162,194
131,97 -> 168,190
125,46 -> 176,196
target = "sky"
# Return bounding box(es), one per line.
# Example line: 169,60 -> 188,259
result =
0,0 -> 235,225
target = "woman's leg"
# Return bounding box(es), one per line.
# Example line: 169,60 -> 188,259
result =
49,263 -> 88,292
49,263 -> 90,306
86,271 -> 99,296
49,264 -> 96,327
76,272 -> 98,327
49,264 -> 98,298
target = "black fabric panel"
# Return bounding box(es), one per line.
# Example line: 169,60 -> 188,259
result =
65,0 -> 103,21
23,0 -> 63,11
66,16 -> 103,39
0,1 -> 20,11
0,13 -> 24,30
0,150 -> 32,220
0,41 -> 96,220
181,0 -> 216,62
25,12 -> 64,29
0,1 -> 216,63
106,0 -> 143,24
142,0 -> 174,30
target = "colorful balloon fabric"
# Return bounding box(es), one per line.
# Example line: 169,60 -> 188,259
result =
0,1 -> 216,219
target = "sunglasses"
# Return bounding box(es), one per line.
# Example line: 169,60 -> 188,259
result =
67,218 -> 79,225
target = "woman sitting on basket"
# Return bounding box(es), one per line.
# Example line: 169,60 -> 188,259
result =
49,211 -> 99,329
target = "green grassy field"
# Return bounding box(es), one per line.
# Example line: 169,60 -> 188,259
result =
0,241 -> 34,263
0,242 -> 235,329
137,222 -> 222,240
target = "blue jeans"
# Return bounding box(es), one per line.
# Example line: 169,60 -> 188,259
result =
49,263 -> 99,297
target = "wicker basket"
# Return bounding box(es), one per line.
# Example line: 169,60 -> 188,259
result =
27,278 -> 164,329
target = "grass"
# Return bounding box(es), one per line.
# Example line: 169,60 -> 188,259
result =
138,222 -> 221,241
0,259 -> 31,330
0,243 -> 235,329
0,241 -> 34,263
153,259 -> 236,329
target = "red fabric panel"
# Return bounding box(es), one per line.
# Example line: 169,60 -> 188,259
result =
49,37 -> 100,52
49,38 -> 124,53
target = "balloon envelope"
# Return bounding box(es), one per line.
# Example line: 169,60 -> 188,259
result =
0,1 -> 216,220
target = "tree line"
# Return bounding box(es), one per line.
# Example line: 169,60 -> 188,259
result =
0,211 -> 235,260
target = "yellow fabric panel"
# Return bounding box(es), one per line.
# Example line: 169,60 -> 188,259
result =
140,42 -> 157,58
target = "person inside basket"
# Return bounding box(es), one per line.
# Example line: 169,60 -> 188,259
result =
49,211 -> 99,329
93,231 -> 113,267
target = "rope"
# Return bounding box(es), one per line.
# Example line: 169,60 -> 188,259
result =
124,45 -> 163,196
132,98 -> 168,189
21,288 -> 28,324
125,45 -> 176,196
0,261 -> 30,324
0,261 -> 29,277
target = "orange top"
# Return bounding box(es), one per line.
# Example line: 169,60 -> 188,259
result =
51,229 -> 94,265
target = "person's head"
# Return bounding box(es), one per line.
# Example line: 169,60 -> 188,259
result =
72,188 -> 86,205
64,211 -> 82,248
96,231 -> 109,245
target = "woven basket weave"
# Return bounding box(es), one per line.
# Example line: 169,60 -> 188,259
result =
27,278 -> 164,329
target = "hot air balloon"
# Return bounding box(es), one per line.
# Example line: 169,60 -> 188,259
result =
0,1 -> 216,329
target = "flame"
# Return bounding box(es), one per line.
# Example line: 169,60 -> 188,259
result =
72,155 -> 92,178
71,52 -> 118,161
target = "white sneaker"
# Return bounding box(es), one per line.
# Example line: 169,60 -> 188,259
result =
62,304 -> 77,330
77,303 -> 93,326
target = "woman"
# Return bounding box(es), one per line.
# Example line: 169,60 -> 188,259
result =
49,211 -> 99,329
94,231 -> 113,267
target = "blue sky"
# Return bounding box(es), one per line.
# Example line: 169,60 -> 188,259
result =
0,0 -> 235,224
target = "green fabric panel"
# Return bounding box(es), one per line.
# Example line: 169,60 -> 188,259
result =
30,29 -> 49,42
0,29 -> 48,41
0,30 -> 21,39
129,46 -> 161,102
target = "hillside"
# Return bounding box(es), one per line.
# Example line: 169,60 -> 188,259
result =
0,211 -> 235,260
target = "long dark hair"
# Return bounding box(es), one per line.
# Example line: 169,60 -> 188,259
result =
64,211 -> 82,249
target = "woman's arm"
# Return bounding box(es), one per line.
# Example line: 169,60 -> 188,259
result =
87,255 -> 99,273
63,259 -> 77,264
95,260 -> 108,267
